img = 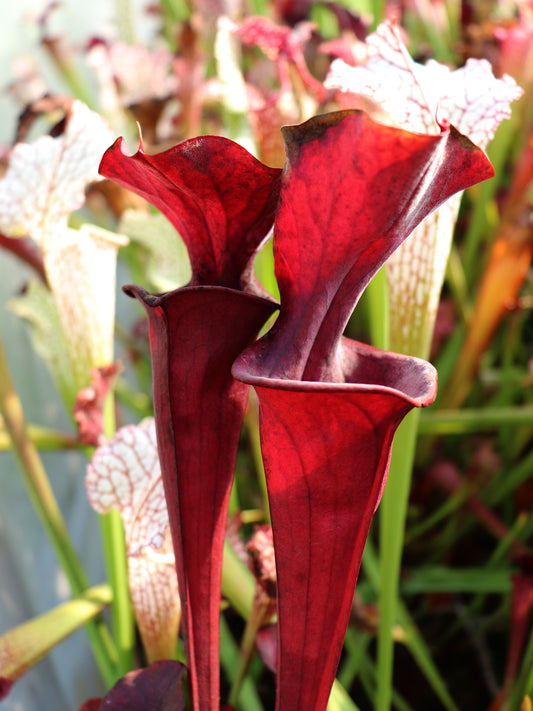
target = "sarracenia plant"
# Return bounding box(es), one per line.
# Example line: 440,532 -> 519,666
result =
98,108 -> 493,710
100,134 -> 281,711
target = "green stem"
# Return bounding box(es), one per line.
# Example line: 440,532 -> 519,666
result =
445,245 -> 472,324
0,424 -> 82,450
0,585 -> 113,685
41,40 -> 95,108
221,539 -> 255,621
245,396 -> 271,523
0,333 -> 118,686
365,266 -> 390,351
228,598 -> 272,707
99,392 -> 135,677
376,408 -> 421,711
219,615 -> 265,711
99,510 -> 133,676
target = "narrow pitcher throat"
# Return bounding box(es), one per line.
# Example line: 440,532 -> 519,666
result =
235,333 -> 438,413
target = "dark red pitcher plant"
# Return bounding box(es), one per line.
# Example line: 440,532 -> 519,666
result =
232,111 -> 494,710
99,109 -> 493,711
100,134 -> 281,711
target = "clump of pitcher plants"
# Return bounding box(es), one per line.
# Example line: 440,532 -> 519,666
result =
0,6 -> 532,711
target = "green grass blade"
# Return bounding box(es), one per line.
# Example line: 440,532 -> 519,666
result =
401,566 -> 512,595
376,409 -> 420,711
